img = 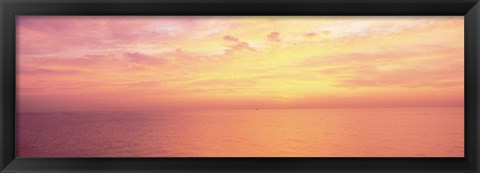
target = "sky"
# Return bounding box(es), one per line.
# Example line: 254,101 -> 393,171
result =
16,16 -> 464,112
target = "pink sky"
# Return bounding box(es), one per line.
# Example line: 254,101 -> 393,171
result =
17,16 -> 464,112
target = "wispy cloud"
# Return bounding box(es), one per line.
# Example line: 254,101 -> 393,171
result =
124,52 -> 169,65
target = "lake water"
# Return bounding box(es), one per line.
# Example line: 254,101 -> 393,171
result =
16,107 -> 464,157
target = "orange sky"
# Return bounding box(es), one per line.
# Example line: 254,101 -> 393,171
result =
17,16 -> 464,112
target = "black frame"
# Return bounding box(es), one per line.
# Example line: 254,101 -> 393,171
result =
1,0 -> 479,172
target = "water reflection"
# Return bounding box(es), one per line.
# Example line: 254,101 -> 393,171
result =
17,107 -> 464,157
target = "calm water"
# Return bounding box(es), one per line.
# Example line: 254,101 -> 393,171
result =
16,108 -> 464,157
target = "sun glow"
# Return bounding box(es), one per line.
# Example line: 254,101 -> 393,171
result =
17,16 -> 464,112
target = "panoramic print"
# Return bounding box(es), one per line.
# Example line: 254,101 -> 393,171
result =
16,16 -> 464,157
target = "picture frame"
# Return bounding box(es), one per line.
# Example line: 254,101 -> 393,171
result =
1,0 -> 479,172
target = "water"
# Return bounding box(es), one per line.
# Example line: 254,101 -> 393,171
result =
16,107 -> 464,157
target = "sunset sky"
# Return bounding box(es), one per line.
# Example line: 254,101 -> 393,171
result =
17,16 -> 464,112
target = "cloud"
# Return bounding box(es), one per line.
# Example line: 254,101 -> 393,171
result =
224,41 -> 257,55
22,54 -> 109,68
16,16 -> 464,111
304,32 -> 317,38
118,81 -> 163,88
123,52 -> 168,65
334,68 -> 463,88
16,16 -> 208,57
297,41 -> 464,89
337,77 -> 461,88
267,32 -> 280,42
189,78 -> 257,87
309,17 -> 462,44
19,68 -> 81,75
318,59 -> 463,88
223,35 -> 239,42
84,54 -> 107,59
221,34 -> 257,55
301,43 -> 463,68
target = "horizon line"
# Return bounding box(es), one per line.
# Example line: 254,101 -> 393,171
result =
18,106 -> 465,113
